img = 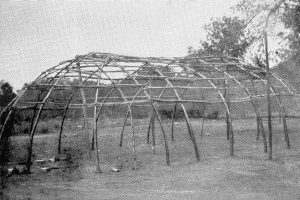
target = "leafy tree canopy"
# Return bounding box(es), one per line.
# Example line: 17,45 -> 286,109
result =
233,0 -> 300,62
189,0 -> 300,66
189,16 -> 254,58
280,0 -> 300,50
0,81 -> 16,107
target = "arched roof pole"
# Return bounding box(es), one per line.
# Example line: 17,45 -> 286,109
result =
234,64 -> 292,149
91,61 -> 153,168
118,60 -> 178,165
270,72 -> 300,111
150,102 -> 171,165
269,84 -> 290,149
116,86 -> 144,169
78,57 -> 116,158
151,60 -> 198,143
116,60 -> 176,156
119,86 -> 148,147
237,58 -> 300,113
249,79 -> 266,141
0,96 -> 20,159
181,63 -> 234,156
93,58 -> 150,124
33,61 -> 70,83
93,77 -> 101,172
26,74 -> 66,173
139,61 -> 194,144
212,64 -> 267,153
153,68 -> 200,161
271,73 -> 300,131
76,61 -> 92,159
116,59 -> 183,166
118,83 -> 171,167
271,73 -> 298,94
57,91 -> 75,154
1,61 -> 72,172
0,88 -> 27,142
114,61 -> 153,148
141,80 -> 172,165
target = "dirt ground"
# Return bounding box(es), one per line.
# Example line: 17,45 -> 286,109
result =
2,118 -> 300,200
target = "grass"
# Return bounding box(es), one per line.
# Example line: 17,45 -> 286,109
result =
3,117 -> 300,199
7,116 -> 300,165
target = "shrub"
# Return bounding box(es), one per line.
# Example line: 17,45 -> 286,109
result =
0,138 -> 12,164
22,127 -> 29,134
188,109 -> 204,118
159,109 -> 173,119
207,110 -> 219,119
38,122 -> 49,134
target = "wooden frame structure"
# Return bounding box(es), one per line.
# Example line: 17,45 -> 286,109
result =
0,52 -> 299,173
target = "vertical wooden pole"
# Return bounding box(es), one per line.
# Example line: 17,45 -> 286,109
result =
26,78 -> 63,173
77,63 -> 91,159
226,113 -> 230,140
0,109 -> 14,166
224,75 -> 234,156
278,110 -> 282,124
259,115 -> 268,153
27,108 -> 44,172
272,92 -> 290,150
254,105 -> 268,153
171,103 -> 177,141
250,80 -> 267,153
200,94 -> 205,140
94,78 -> 101,172
264,22 -> 273,160
152,68 -> 200,162
263,0 -> 285,160
146,115 -> 153,144
57,115 -> 66,154
181,104 -> 200,161
282,108 -> 290,149
0,110 -> 14,144
120,110 -> 130,147
58,91 -> 74,154
151,111 -> 156,154
25,105 -> 38,172
224,79 -> 230,140
256,116 -> 260,140
128,109 -> 137,170
151,104 -> 170,166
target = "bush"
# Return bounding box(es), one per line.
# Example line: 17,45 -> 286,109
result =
131,106 -> 150,119
187,109 -> 204,118
159,109 -> 173,119
158,107 -> 205,119
207,110 -> 219,119
41,126 -> 49,134
0,138 -> 13,164
35,119 -> 61,134
22,127 -> 30,134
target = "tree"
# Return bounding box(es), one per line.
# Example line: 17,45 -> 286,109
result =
189,16 -> 254,58
280,1 -> 300,51
0,82 -> 16,108
233,0 -> 300,63
0,81 -> 16,164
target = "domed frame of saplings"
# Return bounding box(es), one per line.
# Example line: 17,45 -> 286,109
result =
1,52 -> 299,173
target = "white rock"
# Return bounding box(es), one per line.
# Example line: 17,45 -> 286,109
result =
36,159 -> 46,164
111,167 -> 120,172
40,167 -> 51,172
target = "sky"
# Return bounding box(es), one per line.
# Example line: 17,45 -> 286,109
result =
0,0 -> 240,91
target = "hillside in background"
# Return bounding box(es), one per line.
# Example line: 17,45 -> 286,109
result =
273,51 -> 300,92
